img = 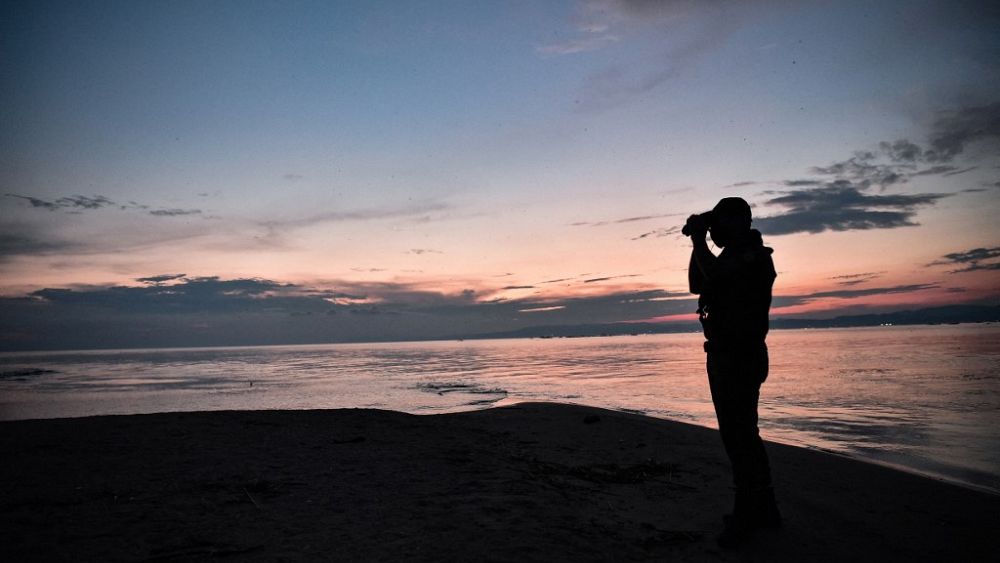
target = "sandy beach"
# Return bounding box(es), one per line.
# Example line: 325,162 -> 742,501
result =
1,402 -> 995,562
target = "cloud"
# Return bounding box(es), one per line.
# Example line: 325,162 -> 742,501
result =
534,0 -> 640,57
583,274 -> 641,283
572,212 -> 680,227
929,246 -> 1000,273
267,201 -> 450,230
631,226 -> 681,240
808,152 -> 907,190
942,166 -> 978,177
803,283 -> 940,299
879,139 -> 923,163
747,101 -> 1000,235
0,231 -> 80,261
576,30 -> 726,111
0,275 -> 696,349
282,173 -> 304,181
911,165 -> 961,176
5,193 -> 203,218
519,305 -> 566,313
5,194 -> 60,211
0,210 -> 218,263
5,268 -> 983,351
754,183 -> 949,235
6,194 -> 114,211
29,277 -> 278,307
827,271 -> 886,286
537,34 -> 619,56
136,274 -> 187,285
723,180 -> 760,188
63,195 -> 115,209
924,102 -> 1000,162
773,283 -> 940,308
407,248 -> 443,255
348,305 -> 394,316
771,100 -> 999,199
556,0 -> 752,111
148,208 -> 202,217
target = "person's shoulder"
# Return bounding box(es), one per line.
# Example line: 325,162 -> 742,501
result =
739,245 -> 772,264
737,245 -> 775,282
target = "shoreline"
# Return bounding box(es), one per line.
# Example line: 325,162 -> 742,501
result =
2,402 -> 996,561
774,438 -> 1000,498
0,390 -> 1000,496
4,400 -> 998,497
1,320 -> 996,355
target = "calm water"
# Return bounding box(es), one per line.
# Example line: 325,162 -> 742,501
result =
2,325 -> 998,494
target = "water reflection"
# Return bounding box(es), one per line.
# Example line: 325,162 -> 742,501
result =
1,324 -> 998,493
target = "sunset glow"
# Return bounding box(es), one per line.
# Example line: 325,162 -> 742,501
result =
2,1 -> 998,349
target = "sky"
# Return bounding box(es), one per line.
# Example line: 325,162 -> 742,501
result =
2,0 -> 999,349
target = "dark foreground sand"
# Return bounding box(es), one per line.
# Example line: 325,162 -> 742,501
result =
1,402 -> 996,562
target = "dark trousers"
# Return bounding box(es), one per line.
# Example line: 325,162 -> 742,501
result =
706,343 -> 772,492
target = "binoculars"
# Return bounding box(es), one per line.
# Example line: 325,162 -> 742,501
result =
681,211 -> 715,237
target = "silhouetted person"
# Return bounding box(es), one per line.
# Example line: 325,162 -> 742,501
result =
684,197 -> 781,547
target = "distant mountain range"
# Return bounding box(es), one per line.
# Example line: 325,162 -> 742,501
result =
463,304 -> 1000,340
770,304 -> 1000,329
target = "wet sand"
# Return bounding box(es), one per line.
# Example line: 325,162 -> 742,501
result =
1,402 -> 995,561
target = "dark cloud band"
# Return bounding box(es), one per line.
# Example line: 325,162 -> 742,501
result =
754,184 -> 948,235
929,246 -> 1000,273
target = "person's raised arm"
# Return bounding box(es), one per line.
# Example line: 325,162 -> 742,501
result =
688,250 -> 704,294
691,231 -> 718,279
685,214 -> 718,286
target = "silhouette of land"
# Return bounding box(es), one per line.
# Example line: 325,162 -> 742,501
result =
1,403 -> 995,561
464,304 -> 1000,340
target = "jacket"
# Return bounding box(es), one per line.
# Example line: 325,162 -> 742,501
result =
688,229 -> 776,349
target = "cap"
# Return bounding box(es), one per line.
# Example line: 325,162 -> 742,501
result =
712,197 -> 752,223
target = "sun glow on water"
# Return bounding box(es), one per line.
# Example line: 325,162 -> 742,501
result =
2,324 -> 998,493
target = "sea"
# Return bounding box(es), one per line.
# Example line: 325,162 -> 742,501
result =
1,324 -> 998,494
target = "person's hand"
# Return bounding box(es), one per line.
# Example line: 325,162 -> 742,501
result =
683,213 -> 710,238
